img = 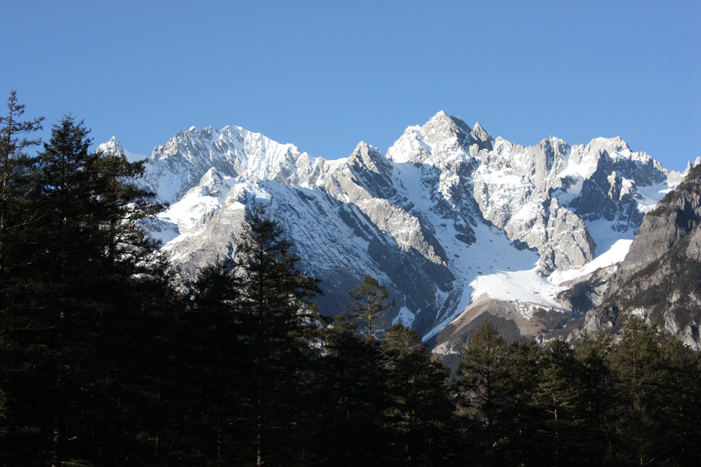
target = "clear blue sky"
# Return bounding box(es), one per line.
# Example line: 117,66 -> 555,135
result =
2,0 -> 699,171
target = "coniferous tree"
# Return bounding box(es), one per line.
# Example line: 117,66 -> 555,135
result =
318,275 -> 398,466
455,320 -> 512,465
608,318 -> 667,465
533,339 -> 589,465
319,311 -> 390,466
609,317 -> 701,466
500,338 -> 541,465
382,323 -> 454,466
232,204 -> 323,466
0,91 -> 44,291
171,261 -> 247,465
0,115 -> 170,466
660,336 -> 701,464
344,275 -> 395,339
0,91 -> 44,465
573,333 -> 615,464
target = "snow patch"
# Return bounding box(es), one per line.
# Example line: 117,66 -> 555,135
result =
470,269 -> 565,313
550,238 -> 632,284
393,307 -> 416,328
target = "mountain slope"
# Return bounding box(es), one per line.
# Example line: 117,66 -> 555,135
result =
567,163 -> 701,349
99,112 -> 688,343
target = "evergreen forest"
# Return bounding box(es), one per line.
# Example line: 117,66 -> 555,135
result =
2,93 -> 700,466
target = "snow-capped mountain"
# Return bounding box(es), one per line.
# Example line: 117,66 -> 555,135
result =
99,112 -> 692,348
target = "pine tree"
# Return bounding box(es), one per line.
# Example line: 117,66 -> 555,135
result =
232,204 -> 323,466
382,323 -> 453,466
0,115 -> 170,465
455,320 -> 512,464
0,91 -> 43,291
344,275 -> 395,340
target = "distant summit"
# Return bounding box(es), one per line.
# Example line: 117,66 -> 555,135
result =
97,136 -> 148,163
101,112 -> 696,350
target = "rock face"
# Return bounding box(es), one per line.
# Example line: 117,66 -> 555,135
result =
569,163 -> 701,349
100,112 -> 688,345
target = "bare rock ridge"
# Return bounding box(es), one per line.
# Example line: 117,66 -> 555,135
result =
569,163 -> 701,349
99,112 -> 695,350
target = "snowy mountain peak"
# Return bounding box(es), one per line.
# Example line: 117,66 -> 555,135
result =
469,122 -> 492,150
124,113 -> 690,345
348,142 -> 386,168
423,111 -> 471,144
387,112 -> 474,165
96,137 -> 148,163
141,125 -> 318,204
98,136 -> 125,155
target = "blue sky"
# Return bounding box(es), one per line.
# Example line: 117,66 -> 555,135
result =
3,0 -> 699,171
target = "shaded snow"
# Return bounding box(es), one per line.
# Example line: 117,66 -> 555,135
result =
393,307 -> 416,328
637,182 -> 675,210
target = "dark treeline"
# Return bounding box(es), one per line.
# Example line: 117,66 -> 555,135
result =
1,93 -> 701,466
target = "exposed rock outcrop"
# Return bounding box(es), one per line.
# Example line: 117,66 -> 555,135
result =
569,164 -> 701,349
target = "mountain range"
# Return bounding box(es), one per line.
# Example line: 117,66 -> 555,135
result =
98,112 -> 699,352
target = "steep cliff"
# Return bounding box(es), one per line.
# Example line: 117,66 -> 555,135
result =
569,163 -> 701,349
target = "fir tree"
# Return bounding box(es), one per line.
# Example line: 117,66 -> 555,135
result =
500,338 -> 541,465
609,317 -> 701,465
172,261 -> 247,465
318,275 -> 398,466
533,339 -> 587,465
232,204 -> 323,466
573,333 -> 615,464
344,275 -> 395,340
382,323 -> 453,466
455,320 -> 512,464
318,313 -> 390,466
0,115 -> 170,466
0,91 -> 43,291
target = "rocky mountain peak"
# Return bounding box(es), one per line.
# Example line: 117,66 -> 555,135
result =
141,125 -> 316,204
98,136 -> 125,155
97,136 -> 148,163
422,111 -> 472,146
387,112 -> 475,166
348,141 -> 385,171
123,113 -> 691,348
468,122 -> 492,152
